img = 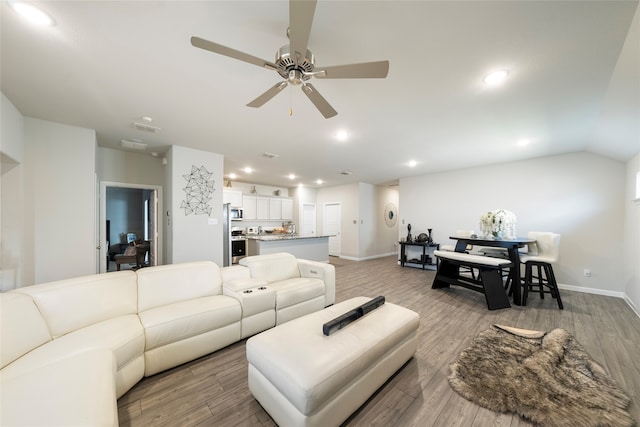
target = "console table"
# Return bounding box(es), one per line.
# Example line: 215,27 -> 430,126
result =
399,241 -> 440,270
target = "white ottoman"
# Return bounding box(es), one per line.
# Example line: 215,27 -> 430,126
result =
246,297 -> 419,427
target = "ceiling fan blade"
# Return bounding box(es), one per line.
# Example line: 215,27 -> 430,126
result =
191,36 -> 277,70
289,0 -> 317,65
301,83 -> 337,119
315,60 -> 390,79
247,82 -> 289,108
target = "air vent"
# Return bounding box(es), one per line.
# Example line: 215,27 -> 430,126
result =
133,121 -> 161,133
260,152 -> 280,159
121,139 -> 148,150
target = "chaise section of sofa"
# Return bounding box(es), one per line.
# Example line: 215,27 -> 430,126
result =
136,261 -> 242,376
8,271 -> 145,398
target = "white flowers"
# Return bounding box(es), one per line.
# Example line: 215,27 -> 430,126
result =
479,210 -> 517,240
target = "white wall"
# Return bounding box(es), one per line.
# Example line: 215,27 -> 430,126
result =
23,118 -> 97,285
97,146 -> 166,186
376,185 -> 400,256
1,93 -> 25,290
168,145 -> 224,265
624,153 -> 640,313
400,152 -> 626,294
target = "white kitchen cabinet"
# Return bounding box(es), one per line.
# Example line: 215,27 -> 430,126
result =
256,197 -> 270,220
243,195 -> 257,220
223,189 -> 243,207
269,198 -> 282,220
281,198 -> 293,220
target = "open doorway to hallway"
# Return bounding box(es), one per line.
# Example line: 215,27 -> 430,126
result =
99,182 -> 162,273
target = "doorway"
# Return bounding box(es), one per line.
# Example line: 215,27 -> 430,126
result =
301,203 -> 317,235
99,182 -> 162,273
323,202 -> 341,257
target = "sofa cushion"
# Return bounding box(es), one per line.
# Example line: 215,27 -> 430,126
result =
0,349 -> 118,427
0,314 -> 144,383
270,278 -> 325,309
13,271 -> 138,338
240,253 -> 300,283
138,295 -> 241,351
137,261 -> 223,312
0,293 -> 52,369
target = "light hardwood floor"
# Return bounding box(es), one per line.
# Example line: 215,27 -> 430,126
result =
117,256 -> 640,426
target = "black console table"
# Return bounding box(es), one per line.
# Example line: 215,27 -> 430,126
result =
399,241 -> 440,270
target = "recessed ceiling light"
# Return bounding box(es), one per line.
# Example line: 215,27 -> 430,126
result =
243,167 -> 253,174
336,130 -> 348,141
10,1 -> 55,26
298,183 -> 304,188
288,174 -> 296,180
517,138 -> 531,147
408,160 -> 417,168
483,70 -> 509,86
316,179 -> 323,185
228,173 -> 237,179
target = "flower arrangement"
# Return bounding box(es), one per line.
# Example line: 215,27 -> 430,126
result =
479,209 -> 517,240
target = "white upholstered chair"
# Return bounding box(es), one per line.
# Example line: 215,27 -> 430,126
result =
519,231 -> 563,309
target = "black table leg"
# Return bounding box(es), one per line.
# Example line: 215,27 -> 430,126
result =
507,247 -> 522,305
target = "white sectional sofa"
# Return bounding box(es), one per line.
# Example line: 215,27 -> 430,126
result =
0,253 -> 335,427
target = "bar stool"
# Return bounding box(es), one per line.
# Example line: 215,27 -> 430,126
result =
520,232 -> 563,309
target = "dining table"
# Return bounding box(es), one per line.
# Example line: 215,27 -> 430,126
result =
449,236 -> 535,306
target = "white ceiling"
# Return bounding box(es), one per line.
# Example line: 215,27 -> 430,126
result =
2,1 -> 639,188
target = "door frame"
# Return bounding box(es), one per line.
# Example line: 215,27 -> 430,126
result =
99,181 -> 163,273
323,202 -> 341,257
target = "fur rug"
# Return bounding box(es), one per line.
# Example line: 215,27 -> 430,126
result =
449,325 -> 635,427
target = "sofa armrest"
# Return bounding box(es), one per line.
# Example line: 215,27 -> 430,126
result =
297,260 -> 336,306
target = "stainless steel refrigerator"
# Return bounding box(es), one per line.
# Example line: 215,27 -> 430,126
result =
223,203 -> 231,267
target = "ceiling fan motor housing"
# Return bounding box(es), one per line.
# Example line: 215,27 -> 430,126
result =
276,45 -> 315,83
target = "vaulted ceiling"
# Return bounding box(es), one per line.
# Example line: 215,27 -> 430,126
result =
2,1 -> 638,188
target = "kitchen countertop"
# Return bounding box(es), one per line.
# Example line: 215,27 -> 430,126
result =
244,234 -> 332,241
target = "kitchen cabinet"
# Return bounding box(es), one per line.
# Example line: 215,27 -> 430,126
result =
223,189 -> 243,207
269,198 -> 282,220
281,198 -> 293,220
243,196 -> 257,220
256,197 -> 270,220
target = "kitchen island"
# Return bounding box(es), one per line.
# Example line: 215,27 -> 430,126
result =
246,234 -> 331,263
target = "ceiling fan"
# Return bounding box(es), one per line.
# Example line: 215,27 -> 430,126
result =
190,0 -> 389,119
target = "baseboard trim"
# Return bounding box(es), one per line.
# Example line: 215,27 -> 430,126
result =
558,284 -> 639,319
339,252 -> 397,262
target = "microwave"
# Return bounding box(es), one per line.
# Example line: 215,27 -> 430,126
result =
230,207 -> 243,221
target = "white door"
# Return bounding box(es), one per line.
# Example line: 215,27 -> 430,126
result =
301,203 -> 316,235
324,203 -> 341,257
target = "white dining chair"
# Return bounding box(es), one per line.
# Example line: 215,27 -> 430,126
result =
520,231 -> 563,309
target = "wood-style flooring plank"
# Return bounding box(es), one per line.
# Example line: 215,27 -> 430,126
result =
118,256 -> 639,426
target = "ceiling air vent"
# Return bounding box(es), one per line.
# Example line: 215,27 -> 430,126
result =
260,152 -> 279,159
121,139 -> 148,150
132,121 -> 161,133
